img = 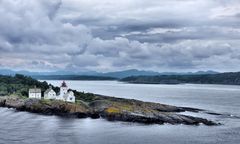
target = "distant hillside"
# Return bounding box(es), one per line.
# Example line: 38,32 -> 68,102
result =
0,68 -> 219,79
31,75 -> 117,80
95,69 -> 219,78
0,69 -> 96,76
0,69 -> 161,78
99,69 -> 160,78
121,72 -> 240,85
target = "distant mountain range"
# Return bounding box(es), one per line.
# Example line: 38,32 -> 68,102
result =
121,72 -> 240,85
95,69 -> 219,78
0,68 -> 219,79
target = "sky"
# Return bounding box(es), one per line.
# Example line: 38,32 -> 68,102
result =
0,0 -> 240,72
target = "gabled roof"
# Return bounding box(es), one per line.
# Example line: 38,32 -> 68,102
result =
29,88 -> 41,93
44,88 -> 55,94
62,91 -> 75,99
61,81 -> 67,87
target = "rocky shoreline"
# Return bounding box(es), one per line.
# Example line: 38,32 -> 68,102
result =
0,96 -> 220,126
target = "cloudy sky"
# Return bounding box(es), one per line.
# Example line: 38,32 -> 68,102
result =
0,0 -> 240,72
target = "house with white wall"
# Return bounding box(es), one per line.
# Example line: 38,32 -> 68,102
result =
29,87 -> 41,99
29,81 -> 75,103
44,86 -> 56,99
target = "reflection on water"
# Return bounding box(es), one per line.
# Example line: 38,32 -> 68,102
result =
1,81 -> 240,144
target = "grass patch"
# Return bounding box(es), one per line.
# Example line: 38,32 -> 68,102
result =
106,107 -> 121,114
40,99 -> 53,105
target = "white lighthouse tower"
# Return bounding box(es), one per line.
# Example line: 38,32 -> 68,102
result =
55,81 -> 75,103
60,81 -> 68,96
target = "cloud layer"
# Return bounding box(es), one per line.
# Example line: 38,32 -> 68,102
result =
0,0 -> 240,72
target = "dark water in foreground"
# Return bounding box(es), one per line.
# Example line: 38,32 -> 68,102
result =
1,81 -> 240,144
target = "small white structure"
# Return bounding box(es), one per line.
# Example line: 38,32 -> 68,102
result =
42,81 -> 75,103
64,91 -> 75,103
56,81 -> 76,103
29,87 -> 41,99
44,86 -> 56,100
29,82 -> 76,103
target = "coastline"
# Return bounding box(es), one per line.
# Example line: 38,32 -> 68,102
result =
0,96 -> 220,126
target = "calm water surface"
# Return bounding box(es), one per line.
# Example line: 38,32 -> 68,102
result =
1,80 -> 240,144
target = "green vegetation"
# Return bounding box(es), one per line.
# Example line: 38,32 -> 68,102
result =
121,72 -> 240,85
0,74 -> 98,102
40,99 -> 53,105
0,74 -> 49,97
71,89 -> 100,102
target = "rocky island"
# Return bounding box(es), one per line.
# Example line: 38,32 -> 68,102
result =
0,74 -> 220,126
0,96 -> 220,126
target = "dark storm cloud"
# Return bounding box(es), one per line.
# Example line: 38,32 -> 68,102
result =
124,26 -> 240,43
90,19 -> 187,40
0,0 -> 240,72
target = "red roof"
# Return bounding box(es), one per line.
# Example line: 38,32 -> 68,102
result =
61,81 -> 67,87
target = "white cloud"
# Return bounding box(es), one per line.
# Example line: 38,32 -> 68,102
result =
0,0 -> 240,72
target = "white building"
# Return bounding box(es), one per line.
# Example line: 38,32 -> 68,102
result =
56,81 -> 75,103
29,87 -> 41,99
63,90 -> 75,103
44,86 -> 56,99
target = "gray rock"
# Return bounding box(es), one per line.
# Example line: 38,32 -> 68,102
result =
0,96 -> 220,126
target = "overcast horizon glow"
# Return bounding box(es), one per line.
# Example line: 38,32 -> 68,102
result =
0,0 -> 240,72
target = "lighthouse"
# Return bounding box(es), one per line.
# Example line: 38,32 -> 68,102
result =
60,81 -> 68,96
54,81 -> 75,103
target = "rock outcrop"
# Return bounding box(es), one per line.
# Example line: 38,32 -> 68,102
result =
0,96 -> 219,126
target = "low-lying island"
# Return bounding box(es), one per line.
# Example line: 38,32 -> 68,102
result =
0,96 -> 220,126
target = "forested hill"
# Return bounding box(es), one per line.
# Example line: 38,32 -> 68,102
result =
120,72 -> 240,85
0,74 -> 98,102
0,74 -> 50,96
